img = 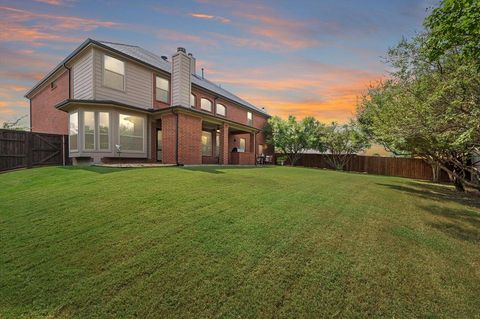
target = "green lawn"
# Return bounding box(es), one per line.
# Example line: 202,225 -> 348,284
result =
1,166 -> 479,318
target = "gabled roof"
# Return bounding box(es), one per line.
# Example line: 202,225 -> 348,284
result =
26,38 -> 269,116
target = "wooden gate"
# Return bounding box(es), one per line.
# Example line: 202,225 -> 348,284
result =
0,129 -> 69,172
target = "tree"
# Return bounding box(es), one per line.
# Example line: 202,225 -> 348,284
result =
2,115 -> 28,131
357,35 -> 480,191
266,115 -> 323,165
320,121 -> 370,170
424,0 -> 480,65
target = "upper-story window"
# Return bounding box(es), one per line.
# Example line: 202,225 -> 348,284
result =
156,76 -> 169,103
190,94 -> 196,108
247,111 -> 253,126
104,55 -> 125,91
216,103 -> 226,116
201,98 -> 212,112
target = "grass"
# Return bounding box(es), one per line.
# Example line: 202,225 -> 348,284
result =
1,166 -> 479,318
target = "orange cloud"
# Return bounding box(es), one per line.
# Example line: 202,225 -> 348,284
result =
206,60 -> 383,122
190,13 -> 230,23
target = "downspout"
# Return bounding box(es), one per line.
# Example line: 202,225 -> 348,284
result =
63,63 -> 71,99
172,108 -> 180,166
29,100 -> 32,132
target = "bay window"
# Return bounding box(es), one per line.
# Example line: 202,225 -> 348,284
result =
84,111 -> 95,150
98,112 -> 110,150
69,112 -> 78,151
119,114 -> 144,152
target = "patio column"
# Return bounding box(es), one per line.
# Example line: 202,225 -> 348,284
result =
219,123 -> 229,165
250,132 -> 256,165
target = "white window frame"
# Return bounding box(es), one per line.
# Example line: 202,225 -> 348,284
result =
201,130 -> 213,156
190,93 -> 196,108
155,76 -> 169,103
239,138 -> 246,153
216,103 -> 226,116
103,54 -> 125,91
83,111 -> 96,151
118,113 -> 146,153
97,112 -> 111,151
200,98 -> 212,112
69,112 -> 78,152
247,112 -> 253,126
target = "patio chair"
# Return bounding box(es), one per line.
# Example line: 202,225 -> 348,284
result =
264,155 -> 273,165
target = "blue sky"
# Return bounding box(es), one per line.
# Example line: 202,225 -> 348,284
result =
0,0 -> 437,126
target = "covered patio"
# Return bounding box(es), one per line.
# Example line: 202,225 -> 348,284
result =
201,120 -> 257,165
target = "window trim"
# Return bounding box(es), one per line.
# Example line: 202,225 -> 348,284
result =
216,103 -> 226,117
97,111 -> 111,151
118,113 -> 146,153
200,98 -> 213,112
247,111 -> 253,126
239,138 -> 246,153
69,112 -> 78,152
155,75 -> 170,103
83,111 -> 96,151
201,130 -> 213,156
103,54 -> 125,92
190,93 -> 196,108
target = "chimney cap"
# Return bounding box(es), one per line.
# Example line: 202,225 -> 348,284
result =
161,56 -> 168,61
177,47 -> 186,53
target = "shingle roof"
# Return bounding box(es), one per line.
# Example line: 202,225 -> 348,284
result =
98,40 -> 268,115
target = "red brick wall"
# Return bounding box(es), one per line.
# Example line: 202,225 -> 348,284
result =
229,133 -> 251,152
191,87 -> 268,130
160,113 -> 177,164
149,119 -> 161,161
178,113 -> 202,164
30,70 -> 69,134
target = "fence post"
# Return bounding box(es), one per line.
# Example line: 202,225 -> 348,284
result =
25,132 -> 33,168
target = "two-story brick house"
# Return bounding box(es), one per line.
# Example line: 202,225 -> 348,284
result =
25,39 -> 271,165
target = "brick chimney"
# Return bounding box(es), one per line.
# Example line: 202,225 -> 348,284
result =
171,47 -> 191,108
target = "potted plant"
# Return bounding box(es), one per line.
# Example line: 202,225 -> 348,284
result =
276,155 -> 286,166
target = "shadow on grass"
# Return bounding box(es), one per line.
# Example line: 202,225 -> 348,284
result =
420,205 -> 480,243
60,166 -> 143,174
182,165 -> 274,174
378,180 -> 480,243
377,181 -> 480,209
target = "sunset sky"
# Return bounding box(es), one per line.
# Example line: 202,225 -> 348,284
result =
0,0 -> 437,127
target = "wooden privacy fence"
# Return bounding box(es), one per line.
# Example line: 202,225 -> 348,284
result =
0,129 -> 69,172
278,153 -> 450,181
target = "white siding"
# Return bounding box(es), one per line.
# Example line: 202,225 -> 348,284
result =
72,48 -> 94,99
171,51 -> 191,108
93,48 -> 153,108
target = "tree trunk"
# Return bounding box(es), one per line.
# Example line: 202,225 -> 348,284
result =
453,177 -> 465,192
431,162 -> 440,182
